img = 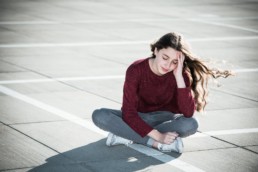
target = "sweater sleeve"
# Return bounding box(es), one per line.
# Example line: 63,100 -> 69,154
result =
177,72 -> 196,117
122,65 -> 153,137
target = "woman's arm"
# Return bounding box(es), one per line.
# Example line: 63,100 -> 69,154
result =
173,52 -> 195,117
122,64 -> 153,137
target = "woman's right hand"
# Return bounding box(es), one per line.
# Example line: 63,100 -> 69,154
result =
148,129 -> 179,145
158,132 -> 179,144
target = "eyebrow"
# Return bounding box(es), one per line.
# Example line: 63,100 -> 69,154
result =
163,53 -> 178,61
163,54 -> 170,59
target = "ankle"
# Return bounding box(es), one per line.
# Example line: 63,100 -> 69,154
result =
152,141 -> 159,148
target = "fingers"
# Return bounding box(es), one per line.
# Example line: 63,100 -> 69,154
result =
164,132 -> 179,144
175,52 -> 184,67
167,132 -> 179,137
178,52 -> 185,63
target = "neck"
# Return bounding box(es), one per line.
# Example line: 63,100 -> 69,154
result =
149,58 -> 161,76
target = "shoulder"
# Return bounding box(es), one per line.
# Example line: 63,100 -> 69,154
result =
126,58 -> 148,74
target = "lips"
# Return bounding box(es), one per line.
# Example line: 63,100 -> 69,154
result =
161,67 -> 169,73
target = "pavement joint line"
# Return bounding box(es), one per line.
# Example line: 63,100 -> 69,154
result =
188,19 -> 258,33
0,120 -> 62,155
0,16 -> 258,25
190,128 -> 258,138
211,88 -> 258,102
0,59 -> 122,105
0,120 -> 97,171
209,135 -> 258,155
0,68 -> 257,85
0,85 -> 206,172
8,119 -> 69,126
192,131 -> 258,155
0,36 -> 258,48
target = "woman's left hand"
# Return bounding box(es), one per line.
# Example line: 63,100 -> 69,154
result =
173,52 -> 185,79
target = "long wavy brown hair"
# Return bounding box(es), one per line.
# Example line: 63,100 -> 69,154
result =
150,32 -> 232,112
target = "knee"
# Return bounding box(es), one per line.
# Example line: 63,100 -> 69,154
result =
92,108 -> 105,127
189,117 -> 199,131
178,117 -> 199,137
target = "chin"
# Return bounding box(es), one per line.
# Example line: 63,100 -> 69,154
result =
158,70 -> 167,75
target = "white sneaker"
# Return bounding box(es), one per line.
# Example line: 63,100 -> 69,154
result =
157,137 -> 184,153
106,133 -> 133,146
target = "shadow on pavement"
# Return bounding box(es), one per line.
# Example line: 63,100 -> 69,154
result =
28,139 -> 181,172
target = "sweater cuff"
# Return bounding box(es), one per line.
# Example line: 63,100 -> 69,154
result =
139,126 -> 153,137
177,87 -> 192,95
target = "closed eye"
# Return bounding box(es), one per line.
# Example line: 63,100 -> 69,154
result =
172,60 -> 178,64
162,55 -> 169,60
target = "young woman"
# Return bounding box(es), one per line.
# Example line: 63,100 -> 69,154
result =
92,32 -> 231,153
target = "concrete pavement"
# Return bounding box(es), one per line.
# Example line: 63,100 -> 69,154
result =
0,0 -> 258,171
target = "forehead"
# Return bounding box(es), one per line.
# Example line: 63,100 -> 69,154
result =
160,47 -> 178,59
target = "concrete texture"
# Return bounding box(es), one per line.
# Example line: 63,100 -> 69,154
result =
0,0 -> 258,171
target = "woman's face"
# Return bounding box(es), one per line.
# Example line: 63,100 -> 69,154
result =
152,47 -> 179,76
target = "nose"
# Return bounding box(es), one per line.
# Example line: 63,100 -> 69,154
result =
163,62 -> 172,70
164,61 -> 170,68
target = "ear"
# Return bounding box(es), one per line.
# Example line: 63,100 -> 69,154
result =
154,48 -> 158,56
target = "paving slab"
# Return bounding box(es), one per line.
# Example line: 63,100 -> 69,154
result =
11,121 -> 185,172
0,60 -> 26,73
1,24 -> 125,43
183,136 -> 234,152
0,123 -> 70,171
65,79 -> 124,103
0,47 -> 75,58
216,133 -> 258,147
246,146 -> 258,153
11,120 -> 107,153
0,26 -> 36,44
216,72 -> 258,101
197,108 -> 258,131
1,0 -> 258,172
67,45 -> 149,66
196,45 -> 258,69
3,81 -> 78,95
180,148 -> 258,172
0,84 -> 120,119
0,95 -> 62,124
2,56 -> 126,78
204,89 -> 258,110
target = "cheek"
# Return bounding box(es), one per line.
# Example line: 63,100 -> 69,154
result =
157,59 -> 165,66
169,64 -> 177,71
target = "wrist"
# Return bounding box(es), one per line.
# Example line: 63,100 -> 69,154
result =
175,73 -> 183,80
148,129 -> 162,141
175,75 -> 186,88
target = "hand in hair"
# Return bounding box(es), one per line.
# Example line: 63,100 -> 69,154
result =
173,52 -> 186,88
173,52 -> 185,78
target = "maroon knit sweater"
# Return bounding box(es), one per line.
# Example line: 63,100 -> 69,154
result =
122,58 -> 196,137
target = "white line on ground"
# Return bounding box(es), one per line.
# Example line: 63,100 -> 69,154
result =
0,68 -> 257,85
0,85 -> 205,172
190,128 -> 258,138
0,75 -> 125,84
0,36 -> 258,48
0,18 -> 183,25
189,19 -> 258,33
0,16 -> 257,25
0,41 -> 150,48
